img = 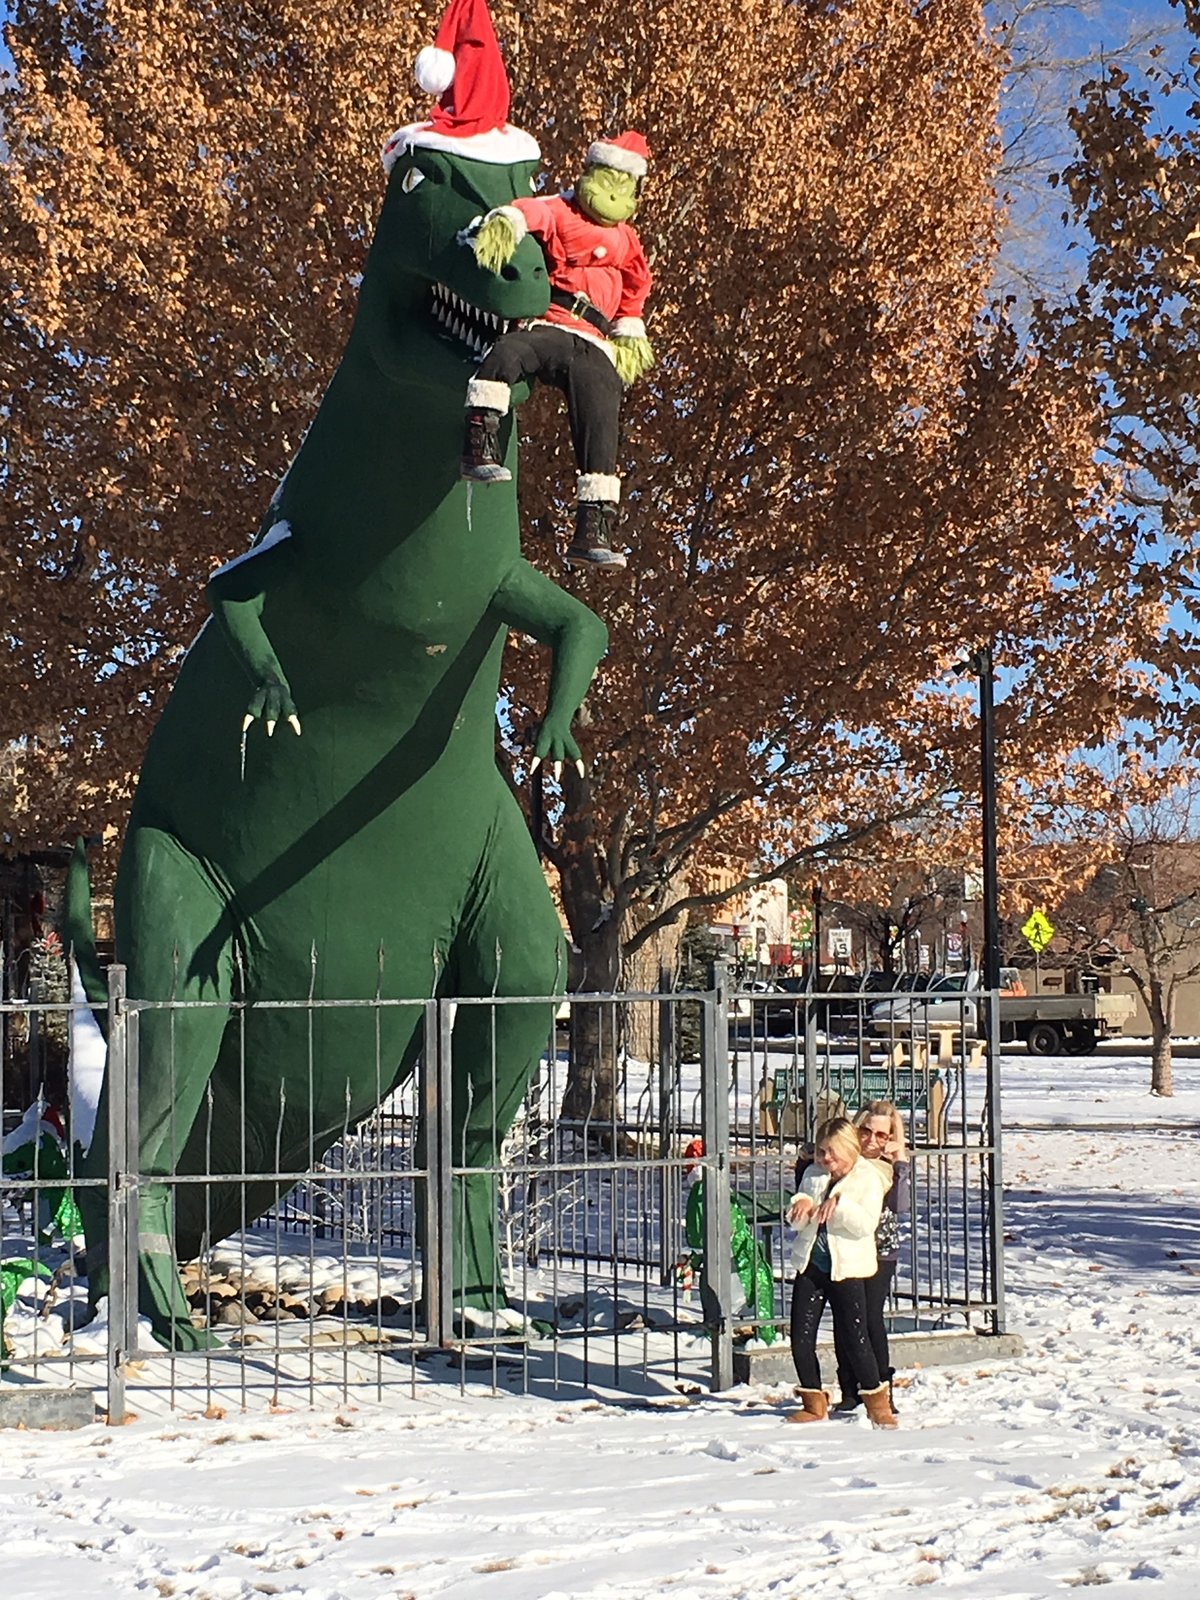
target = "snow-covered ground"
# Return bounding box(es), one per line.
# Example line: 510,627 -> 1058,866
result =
2,1049 -> 1198,1599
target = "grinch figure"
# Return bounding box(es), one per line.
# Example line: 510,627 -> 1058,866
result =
458,131 -> 655,570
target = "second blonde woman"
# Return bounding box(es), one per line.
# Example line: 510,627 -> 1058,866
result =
785,1116 -> 898,1428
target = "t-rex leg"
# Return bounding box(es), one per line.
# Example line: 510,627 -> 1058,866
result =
83,824 -> 237,1350
441,802 -> 566,1319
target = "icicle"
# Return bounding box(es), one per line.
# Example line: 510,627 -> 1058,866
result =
240,722 -> 248,782
465,479 -> 474,533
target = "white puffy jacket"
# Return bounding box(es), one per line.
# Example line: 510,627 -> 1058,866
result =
788,1155 -> 890,1280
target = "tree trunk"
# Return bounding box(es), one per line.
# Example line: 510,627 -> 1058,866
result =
1149,980 -> 1174,1097
560,915 -> 622,1126
621,907 -> 685,1066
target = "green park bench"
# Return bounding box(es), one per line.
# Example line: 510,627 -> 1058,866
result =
758,1058 -> 948,1145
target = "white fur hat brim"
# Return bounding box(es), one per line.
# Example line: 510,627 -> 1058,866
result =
383,122 -> 541,174
586,139 -> 648,179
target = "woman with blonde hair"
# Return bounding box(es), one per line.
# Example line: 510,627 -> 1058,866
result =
832,1101 -> 911,1414
785,1116 -> 898,1428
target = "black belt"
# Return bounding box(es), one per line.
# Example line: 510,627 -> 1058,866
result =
549,289 -> 613,337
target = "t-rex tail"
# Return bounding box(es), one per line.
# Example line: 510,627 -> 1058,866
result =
62,837 -> 107,1154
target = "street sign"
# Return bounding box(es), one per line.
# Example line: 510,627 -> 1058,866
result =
827,927 -> 852,962
1021,909 -> 1055,953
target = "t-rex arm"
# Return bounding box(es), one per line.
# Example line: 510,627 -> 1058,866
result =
489,559 -> 608,774
205,528 -> 301,736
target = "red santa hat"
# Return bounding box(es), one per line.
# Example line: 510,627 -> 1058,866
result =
383,0 -> 539,173
585,131 -> 650,180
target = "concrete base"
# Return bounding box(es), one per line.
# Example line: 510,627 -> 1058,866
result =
0,1381 -> 97,1430
733,1328 -> 1025,1387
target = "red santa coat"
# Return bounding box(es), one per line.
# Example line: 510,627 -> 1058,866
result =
509,194 -> 652,345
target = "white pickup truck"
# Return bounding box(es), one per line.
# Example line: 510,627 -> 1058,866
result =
870,970 -> 1137,1055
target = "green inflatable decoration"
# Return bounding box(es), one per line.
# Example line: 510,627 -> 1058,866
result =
75,0 -> 608,1351
679,1143 -> 778,1345
684,1186 -> 779,1346
0,1259 -> 53,1366
2,1131 -> 82,1246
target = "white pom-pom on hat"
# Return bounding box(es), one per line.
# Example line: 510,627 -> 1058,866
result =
415,45 -> 456,96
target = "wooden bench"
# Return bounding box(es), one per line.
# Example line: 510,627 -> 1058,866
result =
925,1025 -> 986,1069
758,1061 -> 947,1144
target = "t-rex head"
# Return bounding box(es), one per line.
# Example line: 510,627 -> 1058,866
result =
356,0 -> 551,390
362,136 -> 549,392
354,0 -> 552,403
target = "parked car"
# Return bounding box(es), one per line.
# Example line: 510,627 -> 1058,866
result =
741,972 -> 904,1038
870,970 -> 1136,1055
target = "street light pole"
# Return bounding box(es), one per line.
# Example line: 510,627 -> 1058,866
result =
977,643 -> 1001,993
811,881 -> 823,984
973,641 -> 1006,1334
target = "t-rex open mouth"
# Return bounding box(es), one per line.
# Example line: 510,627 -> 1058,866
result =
429,281 -> 512,359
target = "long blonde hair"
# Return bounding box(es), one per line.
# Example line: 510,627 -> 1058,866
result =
854,1100 -> 908,1162
813,1116 -> 861,1168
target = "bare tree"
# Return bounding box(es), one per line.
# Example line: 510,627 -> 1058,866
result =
1056,765 -> 1200,1096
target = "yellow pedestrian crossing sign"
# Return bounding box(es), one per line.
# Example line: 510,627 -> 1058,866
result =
1021,910 -> 1055,954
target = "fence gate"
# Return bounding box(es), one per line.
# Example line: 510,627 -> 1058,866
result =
1,965 -> 1002,1420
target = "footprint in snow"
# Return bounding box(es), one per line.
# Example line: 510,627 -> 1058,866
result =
704,1438 -> 738,1461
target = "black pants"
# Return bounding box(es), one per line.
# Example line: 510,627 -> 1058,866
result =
476,324 -> 623,480
789,1264 -> 883,1394
834,1259 -> 896,1398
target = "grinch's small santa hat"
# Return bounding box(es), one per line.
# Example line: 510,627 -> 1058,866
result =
383,0 -> 539,173
585,131 -> 650,180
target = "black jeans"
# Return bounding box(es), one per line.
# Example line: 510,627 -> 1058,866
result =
475,324 -> 624,479
789,1264 -> 883,1394
834,1259 -> 896,1398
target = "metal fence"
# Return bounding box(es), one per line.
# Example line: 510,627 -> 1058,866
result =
1,966 -> 1003,1420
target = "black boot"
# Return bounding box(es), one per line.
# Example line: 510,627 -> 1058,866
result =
888,1368 -> 900,1418
460,408 -> 512,483
567,501 -> 627,569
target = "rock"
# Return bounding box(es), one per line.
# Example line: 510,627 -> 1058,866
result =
213,1301 -> 257,1327
188,1279 -> 237,1307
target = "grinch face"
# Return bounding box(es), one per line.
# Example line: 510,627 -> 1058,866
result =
577,164 -> 640,226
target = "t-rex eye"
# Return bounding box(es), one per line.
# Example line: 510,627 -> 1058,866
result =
401,167 -> 426,194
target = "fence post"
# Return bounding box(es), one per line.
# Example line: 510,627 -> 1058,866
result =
27,977 -> 42,1108
701,960 -> 733,1392
105,963 -> 131,1425
982,985 -> 1006,1333
435,997 -> 456,1347
657,965 -> 679,1281
803,970 -> 819,1141
420,999 -> 442,1344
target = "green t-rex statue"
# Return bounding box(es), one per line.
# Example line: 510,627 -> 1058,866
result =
75,111 -> 608,1350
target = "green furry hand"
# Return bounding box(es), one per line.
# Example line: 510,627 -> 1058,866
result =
611,335 -> 655,386
473,212 -> 520,275
531,716 -> 584,780
242,679 -> 301,738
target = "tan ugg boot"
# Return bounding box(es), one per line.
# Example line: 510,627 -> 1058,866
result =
862,1382 -> 899,1429
785,1388 -> 829,1423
